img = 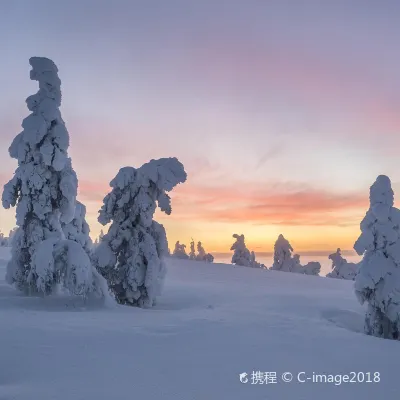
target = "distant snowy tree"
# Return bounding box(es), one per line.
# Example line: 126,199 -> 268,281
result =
0,231 -> 7,247
271,234 -> 294,271
271,236 -> 320,275
250,251 -> 265,268
326,248 -> 358,280
231,234 -> 263,268
173,241 -> 189,259
189,239 -> 196,260
196,241 -> 214,263
1,57 -> 107,298
8,227 -> 17,246
94,157 -> 187,307
354,175 -> 400,340
99,229 -> 104,242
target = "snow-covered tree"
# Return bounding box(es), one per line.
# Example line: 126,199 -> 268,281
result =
196,241 -> 214,263
8,227 -> 17,246
99,229 -> 104,242
62,201 -> 93,257
271,234 -> 294,271
0,231 -> 7,247
353,175 -> 400,339
271,235 -> 320,275
231,234 -> 264,268
1,57 -> 107,298
326,248 -> 358,280
94,157 -> 187,307
189,239 -> 196,260
173,241 -> 189,259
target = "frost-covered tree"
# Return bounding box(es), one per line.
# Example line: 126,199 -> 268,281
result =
196,241 -> 214,263
189,239 -> 196,260
173,241 -> 189,259
354,175 -> 400,339
94,157 -> 187,307
0,231 -> 7,247
326,248 -> 358,280
1,57 -> 108,298
271,234 -> 294,271
231,234 -> 263,268
271,236 -> 320,275
62,201 -> 93,257
99,229 -> 104,242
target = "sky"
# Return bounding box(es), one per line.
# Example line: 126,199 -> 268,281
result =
1,0 -> 400,255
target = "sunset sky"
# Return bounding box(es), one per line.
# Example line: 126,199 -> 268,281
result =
1,1 -> 400,254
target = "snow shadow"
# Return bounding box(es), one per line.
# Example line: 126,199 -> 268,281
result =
321,309 -> 364,334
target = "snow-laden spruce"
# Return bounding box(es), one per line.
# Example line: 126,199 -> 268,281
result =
354,175 -> 400,339
173,241 -> 189,259
271,234 -> 294,271
271,234 -> 320,275
189,239 -> 196,260
326,248 -> 358,280
196,241 -> 214,263
94,157 -> 187,307
231,234 -> 264,268
2,57 -> 108,298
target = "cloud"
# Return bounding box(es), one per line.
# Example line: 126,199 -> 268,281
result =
77,177 -> 367,227
167,182 -> 367,226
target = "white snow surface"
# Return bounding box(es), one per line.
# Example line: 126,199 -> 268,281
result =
0,246 -> 397,400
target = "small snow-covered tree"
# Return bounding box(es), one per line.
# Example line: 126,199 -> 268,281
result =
189,239 -> 196,260
271,234 -> 293,271
0,231 -> 7,247
196,241 -> 214,263
326,248 -> 358,280
173,241 -> 189,259
231,234 -> 263,267
250,251 -> 265,268
1,57 -> 106,298
99,229 -> 104,242
231,234 -> 251,266
354,175 -> 400,340
94,157 -> 187,307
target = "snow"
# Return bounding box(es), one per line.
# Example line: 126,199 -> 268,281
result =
326,248 -> 358,280
2,57 -> 97,297
354,175 -> 400,338
0,246 -> 398,399
94,158 -> 186,307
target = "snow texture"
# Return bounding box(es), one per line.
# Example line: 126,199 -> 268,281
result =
354,175 -> 400,340
94,157 -> 187,307
231,234 -> 265,268
1,57 -> 105,299
326,248 -> 358,280
0,246 -> 398,400
62,201 -> 93,257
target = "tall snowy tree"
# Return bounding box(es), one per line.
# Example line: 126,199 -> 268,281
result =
94,157 -> 187,307
172,241 -> 189,259
231,234 -> 263,268
271,234 -> 294,271
354,175 -> 400,339
195,241 -> 214,263
326,248 -> 358,280
189,239 -> 196,260
2,57 -> 107,298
